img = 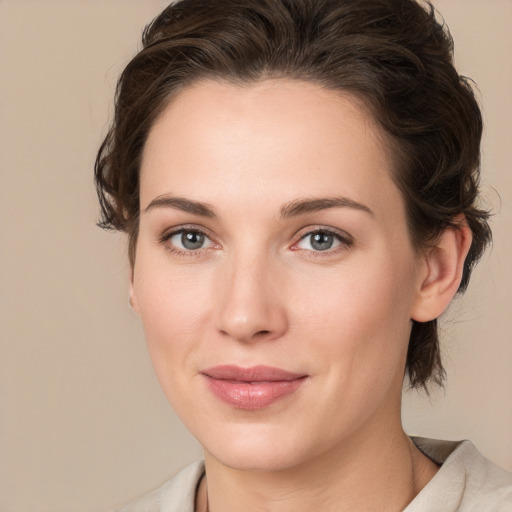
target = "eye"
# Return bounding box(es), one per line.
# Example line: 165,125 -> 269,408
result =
164,228 -> 214,252
295,229 -> 351,252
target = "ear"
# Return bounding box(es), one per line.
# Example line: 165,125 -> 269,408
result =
411,217 -> 472,322
129,267 -> 140,315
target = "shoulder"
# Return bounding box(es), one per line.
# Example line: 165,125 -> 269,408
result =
408,437 -> 512,512
111,461 -> 205,512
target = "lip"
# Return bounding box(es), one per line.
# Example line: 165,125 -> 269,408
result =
201,365 -> 308,410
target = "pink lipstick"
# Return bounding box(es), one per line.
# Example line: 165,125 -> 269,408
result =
201,365 -> 307,409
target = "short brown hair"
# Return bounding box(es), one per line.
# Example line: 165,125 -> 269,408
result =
95,0 -> 491,389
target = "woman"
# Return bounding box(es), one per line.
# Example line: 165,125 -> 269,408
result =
95,0 -> 511,510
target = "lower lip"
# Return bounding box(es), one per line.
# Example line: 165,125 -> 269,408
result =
203,376 -> 306,410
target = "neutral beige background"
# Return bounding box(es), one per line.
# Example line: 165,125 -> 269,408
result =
0,1 -> 510,511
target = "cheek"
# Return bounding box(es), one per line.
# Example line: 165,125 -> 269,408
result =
132,254 -> 214,374
286,265 -> 414,440
291,255 -> 416,377
132,256 -> 222,434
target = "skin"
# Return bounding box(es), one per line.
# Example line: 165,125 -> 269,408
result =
130,79 -> 471,511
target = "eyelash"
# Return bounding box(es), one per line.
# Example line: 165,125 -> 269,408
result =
292,227 -> 353,258
158,226 -> 353,257
158,225 -> 217,257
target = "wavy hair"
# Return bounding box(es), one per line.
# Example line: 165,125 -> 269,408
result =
95,0 -> 491,389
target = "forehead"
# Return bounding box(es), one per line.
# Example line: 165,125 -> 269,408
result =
140,79 -> 403,222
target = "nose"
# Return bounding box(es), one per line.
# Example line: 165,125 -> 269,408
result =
213,251 -> 288,344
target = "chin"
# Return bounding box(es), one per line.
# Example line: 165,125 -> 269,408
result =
201,422 -> 315,472
210,445 -> 302,473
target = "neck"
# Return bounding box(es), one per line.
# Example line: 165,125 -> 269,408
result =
199,425 -> 438,512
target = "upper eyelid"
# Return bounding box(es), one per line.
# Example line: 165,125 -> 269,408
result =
160,224 -> 215,240
158,224 -> 352,250
295,226 -> 353,243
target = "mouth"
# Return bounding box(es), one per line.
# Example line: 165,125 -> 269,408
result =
201,365 -> 308,410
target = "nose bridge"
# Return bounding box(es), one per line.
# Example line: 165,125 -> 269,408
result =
214,245 -> 287,343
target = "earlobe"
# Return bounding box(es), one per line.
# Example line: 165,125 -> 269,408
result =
411,217 -> 472,322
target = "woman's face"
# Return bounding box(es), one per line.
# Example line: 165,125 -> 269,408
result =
131,79 -> 427,471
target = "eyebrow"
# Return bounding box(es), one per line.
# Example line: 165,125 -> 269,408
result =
144,195 -> 217,217
144,194 -> 373,219
280,197 -> 374,218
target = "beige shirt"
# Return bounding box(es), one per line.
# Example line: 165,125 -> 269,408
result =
114,438 -> 512,512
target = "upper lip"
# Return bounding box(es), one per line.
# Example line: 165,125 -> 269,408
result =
201,365 -> 306,382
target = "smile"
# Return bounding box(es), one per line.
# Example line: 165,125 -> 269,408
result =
201,365 -> 308,410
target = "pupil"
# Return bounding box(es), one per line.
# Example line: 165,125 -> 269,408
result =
311,232 -> 333,251
182,231 -> 204,250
